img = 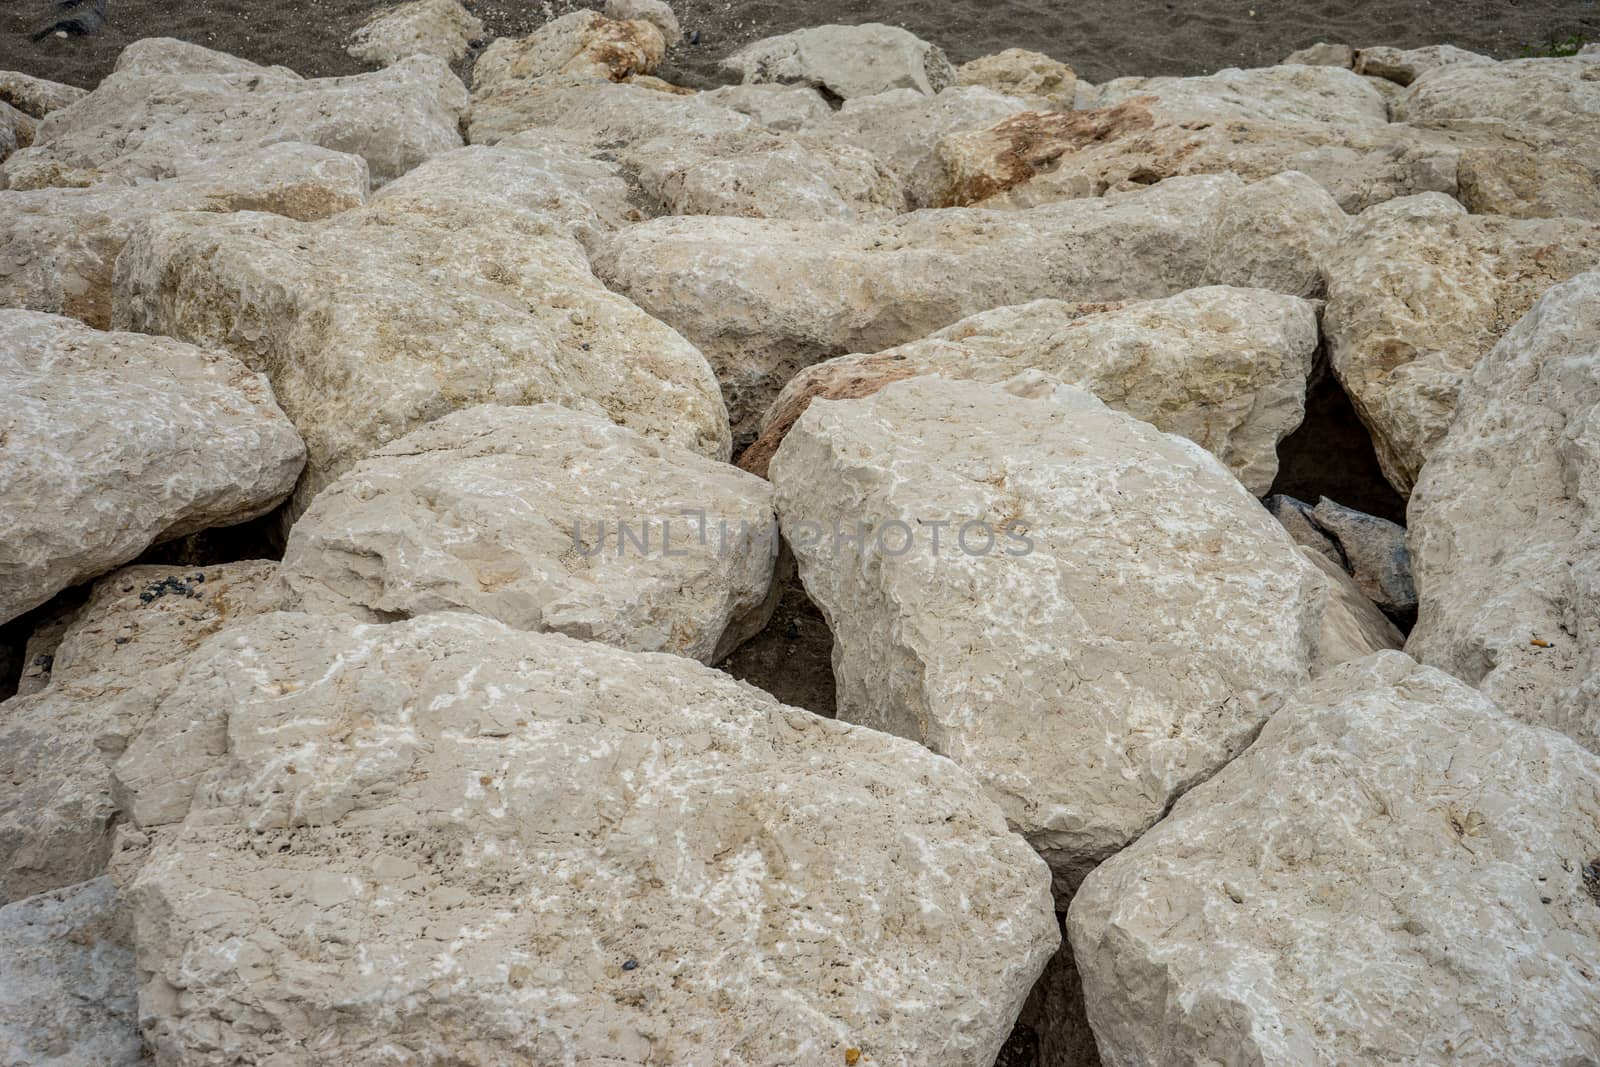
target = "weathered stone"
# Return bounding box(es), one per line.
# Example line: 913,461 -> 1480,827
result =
346,0 -> 485,67
0,561 -> 276,901
0,878 -> 139,1067
1321,193 -> 1600,494
0,101 -> 29,163
1282,42 -> 1355,68
1310,497 -> 1416,622
473,11 -> 665,91
1264,494 -> 1341,564
13,592 -> 84,698
955,48 -> 1077,110
274,404 -> 778,664
1408,270 -> 1600,751
597,172 -> 1347,442
0,143 -> 368,329
722,23 -> 956,100
0,69 -> 88,119
1068,651 -> 1600,1066
1086,64 -> 1389,127
469,79 -> 903,221
770,376 -> 1324,896
807,85 -> 1028,208
698,83 -> 831,131
119,611 -> 1058,1065
1355,44 -> 1493,86
604,0 -> 682,47
933,99 -> 1460,214
0,313 -> 302,625
111,188 -> 729,520
1302,548 -> 1404,672
0,39 -> 466,188
742,286 -> 1318,494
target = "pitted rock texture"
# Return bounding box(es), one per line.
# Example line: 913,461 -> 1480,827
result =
604,0 -> 682,47
0,142 -> 368,329
721,23 -> 956,100
273,404 -> 779,664
597,171 -> 1346,443
119,611 -> 1059,1066
1355,44 -> 1493,85
1321,193 -> 1600,494
1302,548 -> 1404,672
770,376 -> 1323,896
0,562 -> 277,902
0,38 -> 466,188
112,187 -> 729,521
346,0 -> 485,67
741,286 -> 1318,494
473,10 -> 665,91
0,312 -> 302,625
0,69 -> 88,120
1068,651 -> 1600,1066
955,48 -> 1078,110
1408,270 -> 1600,752
1084,64 -> 1390,126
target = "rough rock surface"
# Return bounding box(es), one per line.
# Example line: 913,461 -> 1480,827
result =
1309,497 -> 1416,622
1321,193 -> 1600,494
1355,44 -> 1493,85
473,11 -> 665,91
119,611 -> 1058,1065
0,70 -> 88,119
721,23 -> 956,100
696,83 -> 830,131
13,592 -> 84,698
1085,64 -> 1390,126
0,877 -> 139,1067
1408,270 -> 1600,751
0,39 -> 466,188
274,404 -> 779,664
1302,548 -> 1404,672
597,172 -> 1347,441
0,312 -> 302,625
741,286 -> 1319,494
1266,494 -> 1342,565
770,376 -> 1323,895
604,0 -> 682,47
955,48 -> 1077,110
0,142 -> 368,329
1069,652 -> 1600,1066
346,0 -> 485,67
1282,43 -> 1356,68
0,100 -> 30,163
112,189 -> 729,520
0,561 -> 276,902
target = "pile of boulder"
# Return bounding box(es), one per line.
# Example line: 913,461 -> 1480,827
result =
2,3 -> 1598,1064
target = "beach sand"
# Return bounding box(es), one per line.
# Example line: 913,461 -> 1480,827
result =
3,0 -> 1596,91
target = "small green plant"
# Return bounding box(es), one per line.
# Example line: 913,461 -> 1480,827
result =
1520,33 -> 1591,58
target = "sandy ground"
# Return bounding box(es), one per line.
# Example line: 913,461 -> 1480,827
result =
2,0 -> 1597,90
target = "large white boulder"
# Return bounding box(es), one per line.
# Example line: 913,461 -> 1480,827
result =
0,312 -> 302,624
0,142 -> 367,329
473,10 -> 665,90
1408,270 -> 1600,751
740,286 -> 1319,495
1086,64 -> 1390,126
597,172 -> 1347,442
273,404 -> 779,664
118,611 -> 1058,1065
1355,43 -> 1494,85
0,39 -> 466,188
769,376 -> 1325,895
111,186 -> 730,521
346,0 -> 485,67
722,23 -> 956,100
1321,193 -> 1600,494
955,48 -> 1077,110
1069,652 -> 1600,1066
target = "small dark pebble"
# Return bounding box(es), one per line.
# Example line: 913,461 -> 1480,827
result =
114,637 -> 129,645
688,29 -> 701,45
193,573 -> 205,583
581,343 -> 591,351
31,654 -> 53,670
622,959 -> 637,971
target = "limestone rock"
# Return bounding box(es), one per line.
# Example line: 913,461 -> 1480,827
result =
119,611 -> 1058,1065
1302,548 -> 1404,672
13,592 -> 84,698
596,172 -> 1347,442
346,0 -> 485,67
0,101 -> 30,164
741,286 -> 1319,494
0,70 -> 88,119
1282,43 -> 1355,68
1068,651 -> 1600,1066
111,189 -> 729,521
1309,497 -> 1416,622
604,0 -> 682,47
1321,193 -> 1600,494
770,376 -> 1324,895
0,39 -> 466,188
274,404 -> 778,663
933,99 -> 1460,214
0,562 -> 276,901
955,48 -> 1077,110
722,23 -> 956,100
1408,270 -> 1600,750
0,142 -> 368,329
473,11 -> 665,91
1264,494 -> 1341,565
1355,44 -> 1493,86
698,83 -> 831,131
0,878 -> 139,1067
1087,64 -> 1389,127
807,85 -> 1029,208
0,313 -> 302,625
